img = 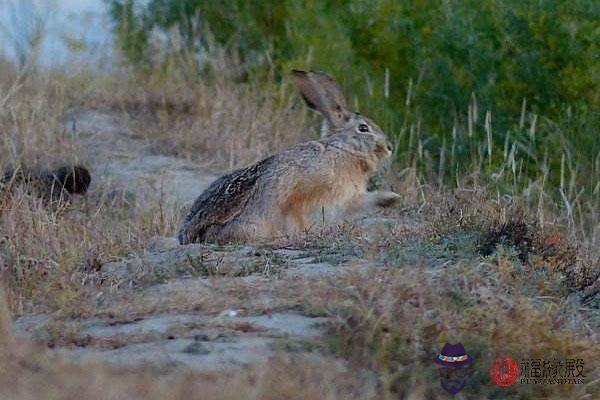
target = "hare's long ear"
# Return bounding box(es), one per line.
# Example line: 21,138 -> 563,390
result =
291,70 -> 351,130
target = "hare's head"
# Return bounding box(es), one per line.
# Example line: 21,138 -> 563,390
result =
292,70 -> 393,161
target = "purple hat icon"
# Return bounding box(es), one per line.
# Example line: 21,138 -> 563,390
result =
434,343 -> 474,367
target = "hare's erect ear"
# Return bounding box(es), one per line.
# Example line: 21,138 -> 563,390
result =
291,70 -> 351,130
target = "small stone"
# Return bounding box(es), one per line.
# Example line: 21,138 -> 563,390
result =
219,310 -> 238,318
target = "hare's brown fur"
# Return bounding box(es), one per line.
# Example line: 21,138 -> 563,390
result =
179,70 -> 399,244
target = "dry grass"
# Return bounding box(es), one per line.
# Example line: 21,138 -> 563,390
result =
0,55 -> 310,315
0,284 -> 361,400
307,267 -> 599,399
0,56 -> 598,400
0,325 -> 365,400
66,54 -> 310,170
296,190 -> 599,399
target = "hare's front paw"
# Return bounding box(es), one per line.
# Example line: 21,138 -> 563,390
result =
374,191 -> 401,207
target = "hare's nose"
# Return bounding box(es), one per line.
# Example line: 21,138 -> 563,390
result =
386,143 -> 393,152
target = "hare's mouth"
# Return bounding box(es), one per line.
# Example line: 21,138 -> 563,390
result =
375,142 -> 393,159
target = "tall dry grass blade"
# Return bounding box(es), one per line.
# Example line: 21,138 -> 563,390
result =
471,92 -> 478,123
560,153 -> 566,192
503,129 -> 510,161
485,110 -> 492,168
438,138 -> 446,188
519,97 -> 527,129
450,125 -> 457,174
405,77 -> 413,107
0,285 -> 14,351
529,113 -> 538,141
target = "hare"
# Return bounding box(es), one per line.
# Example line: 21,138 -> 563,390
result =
178,70 -> 399,244
1,165 -> 91,202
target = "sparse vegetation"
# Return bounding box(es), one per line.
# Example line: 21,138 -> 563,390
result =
0,1 -> 599,399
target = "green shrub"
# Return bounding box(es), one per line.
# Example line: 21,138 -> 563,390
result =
106,0 -> 600,196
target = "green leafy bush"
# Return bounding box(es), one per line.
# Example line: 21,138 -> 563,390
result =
106,0 -> 600,193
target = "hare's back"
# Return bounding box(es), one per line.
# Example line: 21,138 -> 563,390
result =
179,156 -> 276,243
185,140 -> 326,225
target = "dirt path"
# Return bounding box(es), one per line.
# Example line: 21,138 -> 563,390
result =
15,242 -> 364,372
70,109 -> 217,214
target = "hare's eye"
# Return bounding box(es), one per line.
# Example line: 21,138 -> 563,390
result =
358,124 -> 370,133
